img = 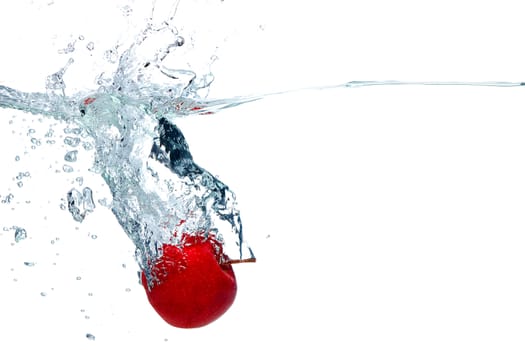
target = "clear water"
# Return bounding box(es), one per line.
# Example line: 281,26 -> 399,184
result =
1,1 -> 525,345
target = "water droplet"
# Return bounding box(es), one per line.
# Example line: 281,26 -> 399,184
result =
40,292 -> 47,297
90,234 -> 98,240
50,240 -> 55,245
86,42 -> 95,51
14,156 -> 20,161
24,262 -> 35,267
78,35 -> 84,41
14,227 -> 27,243
86,333 -> 95,341
88,292 -> 93,296
76,276 -> 82,280
64,150 -> 78,162
17,181 -> 23,188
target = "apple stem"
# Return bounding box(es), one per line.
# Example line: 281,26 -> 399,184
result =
226,257 -> 257,264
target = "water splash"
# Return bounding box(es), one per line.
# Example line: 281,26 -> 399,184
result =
0,4 -> 256,278
1,1 -> 524,282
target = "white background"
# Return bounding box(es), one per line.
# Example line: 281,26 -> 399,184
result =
1,1 -> 525,349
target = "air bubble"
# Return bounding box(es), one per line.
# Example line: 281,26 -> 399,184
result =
64,127 -> 82,135
58,41 -> 76,54
86,334 -> 95,341
63,165 -> 74,173
64,136 -> 81,147
86,42 -> 95,51
1,193 -> 14,204
67,187 -> 95,222
121,5 -> 132,16
14,227 -> 27,243
104,48 -> 118,64
97,198 -> 110,207
24,262 -> 35,267
30,138 -> 41,146
64,150 -> 78,162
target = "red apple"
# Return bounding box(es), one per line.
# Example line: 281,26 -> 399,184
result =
141,234 -> 237,328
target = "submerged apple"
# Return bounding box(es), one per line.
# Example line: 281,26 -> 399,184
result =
141,234 -> 240,328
